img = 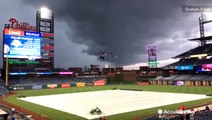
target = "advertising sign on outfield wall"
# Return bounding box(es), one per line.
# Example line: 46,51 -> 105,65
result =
32,85 -> 42,89
174,81 -> 185,86
61,83 -> 70,88
76,82 -> 85,87
47,84 -> 57,88
136,81 -> 149,85
13,86 -> 25,90
12,86 -> 32,91
86,82 -> 94,86
94,80 -> 105,86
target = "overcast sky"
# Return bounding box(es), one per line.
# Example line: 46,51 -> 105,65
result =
1,0 -> 212,69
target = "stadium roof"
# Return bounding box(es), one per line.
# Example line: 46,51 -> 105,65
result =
164,58 -> 212,68
173,44 -> 212,58
189,36 -> 212,41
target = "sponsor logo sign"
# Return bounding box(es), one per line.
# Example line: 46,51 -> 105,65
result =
87,82 -> 94,86
76,82 -> 85,87
4,28 -> 24,36
13,86 -> 25,90
136,82 -> 149,85
47,84 -> 57,88
61,83 -> 70,88
32,85 -> 42,89
94,80 -> 105,86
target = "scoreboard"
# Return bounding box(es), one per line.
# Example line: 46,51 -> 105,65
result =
3,28 -> 42,59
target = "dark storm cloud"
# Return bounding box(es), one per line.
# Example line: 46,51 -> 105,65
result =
21,0 -> 212,66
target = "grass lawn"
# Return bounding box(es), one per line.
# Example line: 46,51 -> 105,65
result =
3,85 -> 212,120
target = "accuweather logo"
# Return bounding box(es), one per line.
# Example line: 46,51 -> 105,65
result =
157,109 -> 191,115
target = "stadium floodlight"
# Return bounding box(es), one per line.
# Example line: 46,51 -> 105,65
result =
41,7 -> 52,19
190,54 -> 207,58
104,64 -> 109,68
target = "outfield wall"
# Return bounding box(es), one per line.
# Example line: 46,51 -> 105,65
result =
9,79 -> 106,91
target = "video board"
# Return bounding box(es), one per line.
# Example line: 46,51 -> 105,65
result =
199,64 -> 212,72
3,29 -> 42,59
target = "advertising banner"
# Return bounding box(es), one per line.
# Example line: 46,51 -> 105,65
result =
136,81 -> 149,85
174,81 -> 185,86
9,72 -> 27,75
177,65 -> 193,70
76,82 -> 85,87
13,86 -> 25,90
4,29 -> 24,36
32,85 -> 42,89
94,80 -> 105,86
11,86 -> 32,91
43,32 -> 54,37
9,60 -> 40,65
42,46 -> 54,50
47,84 -> 57,88
61,83 -> 70,88
86,82 -> 94,86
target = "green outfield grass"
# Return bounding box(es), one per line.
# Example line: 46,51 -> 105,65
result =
3,85 -> 212,120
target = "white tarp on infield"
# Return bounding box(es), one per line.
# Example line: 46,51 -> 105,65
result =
20,90 -> 208,119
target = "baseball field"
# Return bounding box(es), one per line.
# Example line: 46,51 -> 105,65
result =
2,85 -> 212,120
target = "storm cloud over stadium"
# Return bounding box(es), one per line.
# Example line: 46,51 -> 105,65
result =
1,0 -> 212,68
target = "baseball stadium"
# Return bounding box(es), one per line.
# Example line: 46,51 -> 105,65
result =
0,7 -> 212,120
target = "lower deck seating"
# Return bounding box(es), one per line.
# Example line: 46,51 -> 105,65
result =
0,86 -> 9,95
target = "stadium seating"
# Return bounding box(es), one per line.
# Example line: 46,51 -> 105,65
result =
0,104 -> 30,120
174,74 -> 194,80
179,59 -> 199,66
145,115 -> 184,120
154,76 -> 163,80
194,111 -> 212,120
0,86 -> 9,95
196,59 -> 212,65
163,75 -> 180,80
189,75 -> 210,81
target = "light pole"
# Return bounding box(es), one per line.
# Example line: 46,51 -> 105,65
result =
199,13 -> 212,46
4,44 -> 10,87
5,54 -> 9,87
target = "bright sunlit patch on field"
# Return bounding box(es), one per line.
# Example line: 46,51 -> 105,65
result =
19,90 -> 208,119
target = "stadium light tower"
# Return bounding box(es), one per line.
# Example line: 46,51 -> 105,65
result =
199,12 -> 212,46
37,7 -> 54,68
